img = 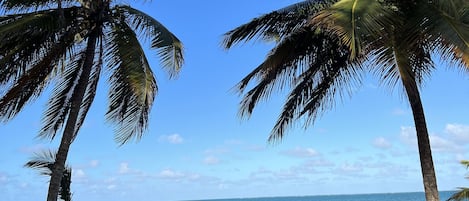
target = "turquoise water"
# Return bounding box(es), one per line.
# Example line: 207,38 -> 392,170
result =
194,191 -> 456,201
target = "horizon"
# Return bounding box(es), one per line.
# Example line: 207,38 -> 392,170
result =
1,1 -> 469,201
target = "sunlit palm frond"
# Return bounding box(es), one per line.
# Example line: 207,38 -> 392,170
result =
269,33 -> 360,142
116,5 -> 183,77
312,0 -> 397,59
222,0 -> 335,49
448,188 -> 469,201
0,28 -> 78,122
106,20 -> 157,145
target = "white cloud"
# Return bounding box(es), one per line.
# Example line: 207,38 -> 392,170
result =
429,135 -> 462,153
0,173 -> 9,183
119,163 -> 130,174
89,160 -> 99,167
73,169 -> 86,179
372,137 -> 392,149
445,124 -> 469,143
392,108 -> 407,116
203,156 -> 220,165
159,134 -> 184,144
280,147 -> 320,158
399,126 -> 463,153
158,169 -> 185,180
399,126 -> 417,146
339,162 -> 363,173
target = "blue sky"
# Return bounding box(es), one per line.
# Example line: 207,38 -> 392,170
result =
1,1 -> 469,201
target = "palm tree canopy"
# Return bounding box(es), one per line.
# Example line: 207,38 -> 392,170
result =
223,0 -> 469,142
0,0 -> 184,144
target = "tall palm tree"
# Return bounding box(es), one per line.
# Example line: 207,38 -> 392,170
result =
222,1 -> 469,201
25,150 -> 73,201
448,160 -> 469,201
0,1 -> 184,200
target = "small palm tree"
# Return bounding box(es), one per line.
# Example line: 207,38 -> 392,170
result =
25,150 -> 73,201
0,1 -> 184,200
448,161 -> 469,201
223,1 -> 468,201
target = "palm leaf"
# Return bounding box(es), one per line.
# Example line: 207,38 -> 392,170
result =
74,37 -> 103,141
417,0 -> 469,68
106,20 -> 157,145
0,0 -> 74,11
222,0 -> 336,48
311,0 -> 397,59
448,188 -> 469,201
269,33 -> 361,142
0,7 -> 81,84
0,27 -> 78,122
39,41 -> 92,140
24,150 -> 72,201
116,5 -> 184,78
236,28 -> 320,118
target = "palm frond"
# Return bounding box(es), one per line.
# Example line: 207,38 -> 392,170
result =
24,150 -> 57,175
237,28 -> 321,118
222,0 -> 335,49
0,7 -> 81,85
0,27 -> 78,122
0,0 -> 75,11
372,37 -> 434,90
73,37 -> 103,141
116,5 -> 184,78
39,44 -> 88,139
416,0 -> 469,68
312,0 -> 397,59
448,188 -> 469,201
24,149 -> 72,201
270,34 -> 362,142
106,20 -> 157,145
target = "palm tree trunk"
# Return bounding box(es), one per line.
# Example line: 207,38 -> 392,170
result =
46,30 -> 98,201
403,78 -> 440,201
395,47 -> 440,201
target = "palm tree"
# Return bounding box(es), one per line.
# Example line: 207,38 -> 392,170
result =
25,150 -> 73,201
222,1 -> 469,201
448,160 -> 469,201
0,1 -> 184,200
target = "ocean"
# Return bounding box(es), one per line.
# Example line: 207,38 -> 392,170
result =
194,191 -> 456,201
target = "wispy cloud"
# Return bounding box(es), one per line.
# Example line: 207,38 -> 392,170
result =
159,134 -> 184,144
118,163 -> 130,174
280,147 -> 320,158
372,137 -> 392,149
203,156 -> 221,165
399,126 -> 464,153
445,124 -> 469,143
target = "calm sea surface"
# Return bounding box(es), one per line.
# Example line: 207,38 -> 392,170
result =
192,191 -> 456,201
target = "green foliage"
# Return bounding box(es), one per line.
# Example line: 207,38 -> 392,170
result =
223,0 -> 469,143
448,160 -> 469,201
0,0 -> 185,144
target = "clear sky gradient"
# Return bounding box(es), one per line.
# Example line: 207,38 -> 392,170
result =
1,1 -> 469,201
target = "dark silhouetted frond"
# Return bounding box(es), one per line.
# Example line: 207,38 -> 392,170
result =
222,0 -> 335,49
